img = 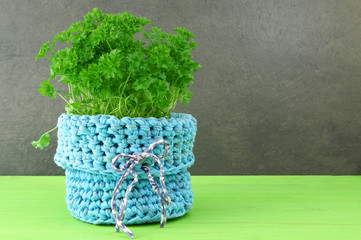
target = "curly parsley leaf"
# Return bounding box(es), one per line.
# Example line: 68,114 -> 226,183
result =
39,79 -> 57,99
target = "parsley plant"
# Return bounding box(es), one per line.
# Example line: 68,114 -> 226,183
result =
32,8 -> 201,149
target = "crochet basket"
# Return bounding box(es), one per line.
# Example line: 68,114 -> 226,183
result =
54,112 -> 197,225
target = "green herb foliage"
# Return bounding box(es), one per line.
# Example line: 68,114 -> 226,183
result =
36,8 -> 202,120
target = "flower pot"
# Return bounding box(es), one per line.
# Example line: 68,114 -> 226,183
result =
54,112 -> 197,225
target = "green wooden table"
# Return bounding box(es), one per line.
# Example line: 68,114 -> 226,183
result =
1,176 -> 360,240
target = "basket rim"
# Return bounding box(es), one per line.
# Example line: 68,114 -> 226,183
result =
55,111 -> 197,177
59,112 -> 197,124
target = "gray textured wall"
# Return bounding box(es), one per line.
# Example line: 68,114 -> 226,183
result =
1,0 -> 361,175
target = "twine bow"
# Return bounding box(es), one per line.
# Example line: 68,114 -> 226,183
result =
111,139 -> 172,239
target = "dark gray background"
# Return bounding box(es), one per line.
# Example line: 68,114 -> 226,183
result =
1,0 -> 361,175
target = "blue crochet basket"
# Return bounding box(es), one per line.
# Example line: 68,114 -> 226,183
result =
54,112 -> 197,225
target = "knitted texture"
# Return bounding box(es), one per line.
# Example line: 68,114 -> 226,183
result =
54,112 -> 197,225
65,168 -> 193,225
55,113 -> 197,178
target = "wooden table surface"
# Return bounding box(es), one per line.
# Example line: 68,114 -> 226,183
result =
1,176 -> 360,240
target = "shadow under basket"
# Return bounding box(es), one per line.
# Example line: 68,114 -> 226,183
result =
54,112 -> 197,225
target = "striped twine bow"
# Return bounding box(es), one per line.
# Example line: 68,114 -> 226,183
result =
111,139 -> 172,239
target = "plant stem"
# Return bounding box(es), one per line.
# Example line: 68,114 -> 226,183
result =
57,93 -> 71,106
43,125 -> 58,135
121,72 -> 132,97
106,40 -> 112,51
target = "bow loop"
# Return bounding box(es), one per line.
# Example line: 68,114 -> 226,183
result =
144,139 -> 170,160
111,139 -> 172,239
111,154 -> 134,172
